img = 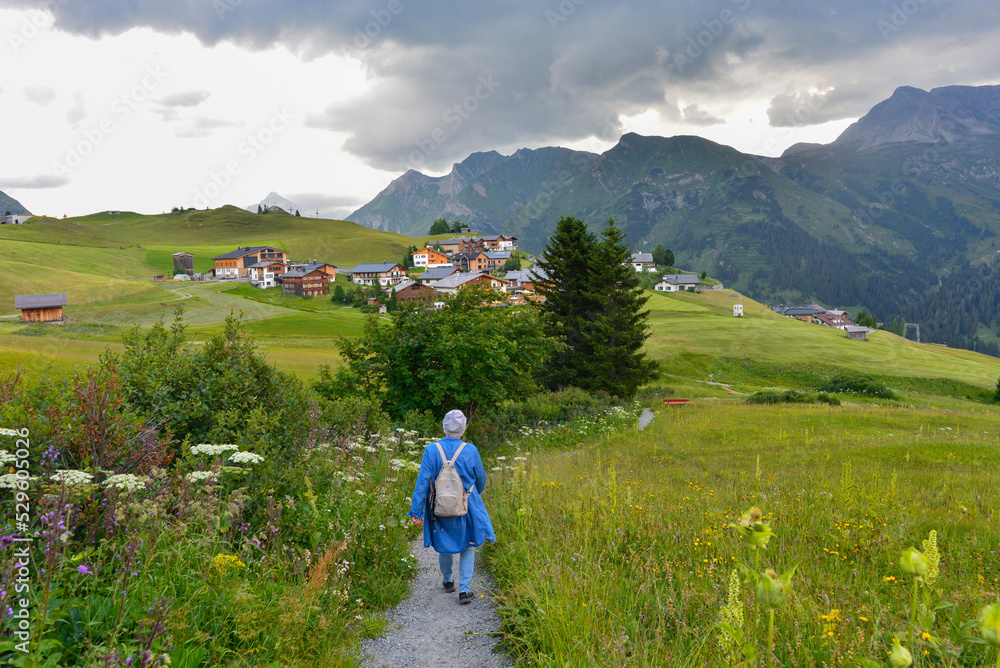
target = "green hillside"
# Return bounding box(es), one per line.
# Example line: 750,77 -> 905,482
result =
0,206 -> 437,316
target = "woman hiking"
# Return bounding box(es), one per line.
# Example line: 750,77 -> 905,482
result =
407,409 -> 496,604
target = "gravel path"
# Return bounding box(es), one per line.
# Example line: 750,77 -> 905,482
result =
638,407 -> 655,431
359,541 -> 513,667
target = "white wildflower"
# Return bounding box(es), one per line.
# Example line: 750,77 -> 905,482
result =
355,490 -> 365,496
491,467 -> 502,472
186,471 -> 218,483
0,473 -> 30,489
191,443 -> 239,456
496,456 -> 507,461
229,451 -> 265,465
103,474 -> 150,491
0,450 -> 17,465
50,470 -> 94,485
0,428 -> 21,437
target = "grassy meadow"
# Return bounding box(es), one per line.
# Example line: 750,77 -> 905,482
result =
483,400 -> 1000,666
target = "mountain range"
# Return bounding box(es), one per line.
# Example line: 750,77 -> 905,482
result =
246,192 -> 301,215
348,84 -> 1000,355
0,190 -> 31,216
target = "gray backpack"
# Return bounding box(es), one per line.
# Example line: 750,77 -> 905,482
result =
432,442 -> 473,517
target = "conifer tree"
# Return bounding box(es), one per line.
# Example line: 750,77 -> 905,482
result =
536,216 -> 598,391
587,218 -> 658,398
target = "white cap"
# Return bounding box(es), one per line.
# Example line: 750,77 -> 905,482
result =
442,409 -> 467,436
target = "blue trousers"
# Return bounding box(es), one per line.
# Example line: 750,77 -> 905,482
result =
438,547 -> 475,593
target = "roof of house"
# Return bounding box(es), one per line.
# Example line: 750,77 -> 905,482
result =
172,252 -> 193,257
452,251 -> 487,261
350,262 -> 405,273
784,307 -> 816,316
478,234 -> 501,241
845,326 -> 870,333
15,293 -> 67,310
248,260 -> 286,268
283,263 -> 331,279
660,273 -> 700,284
212,246 -> 281,260
391,279 -> 431,293
419,266 -> 458,281
440,237 -> 475,245
432,272 -> 508,290
631,252 -> 654,263
484,251 -> 511,259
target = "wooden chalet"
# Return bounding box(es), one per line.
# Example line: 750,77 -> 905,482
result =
172,252 -> 194,276
15,293 -> 67,323
346,262 -> 406,286
451,251 -> 490,273
390,279 -> 435,302
282,264 -> 333,297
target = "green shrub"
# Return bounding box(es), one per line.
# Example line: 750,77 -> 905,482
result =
746,389 -> 815,405
819,373 -> 896,399
817,392 -> 841,405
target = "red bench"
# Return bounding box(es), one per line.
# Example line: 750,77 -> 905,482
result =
663,398 -> 691,406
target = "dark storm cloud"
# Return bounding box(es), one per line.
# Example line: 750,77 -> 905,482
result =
7,0 -> 1000,167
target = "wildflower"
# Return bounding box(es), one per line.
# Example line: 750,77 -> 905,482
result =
186,471 -> 218,483
717,570 -> 744,657
191,443 -> 239,456
0,450 -> 16,464
889,637 -> 912,667
355,490 -> 365,496
229,451 -> 265,465
77,565 -> 93,575
102,474 -> 149,491
50,470 -> 94,485
899,548 -> 929,578
0,473 -> 31,489
730,506 -> 774,549
212,553 -> 247,576
921,530 -> 940,587
0,428 -> 21,437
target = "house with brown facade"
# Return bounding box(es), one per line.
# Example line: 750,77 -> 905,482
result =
431,272 -> 511,295
451,252 -> 490,273
417,265 -> 459,285
282,264 -> 333,297
390,279 -> 435,303
213,246 -> 287,278
15,293 -> 66,323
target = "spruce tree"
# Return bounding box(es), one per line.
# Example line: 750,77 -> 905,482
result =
587,218 -> 658,398
536,216 -> 598,391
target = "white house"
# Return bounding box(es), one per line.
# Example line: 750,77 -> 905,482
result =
655,273 -> 700,291
411,247 -> 452,268
630,252 -> 655,272
1,214 -> 30,224
347,262 -> 407,286
248,261 -> 286,289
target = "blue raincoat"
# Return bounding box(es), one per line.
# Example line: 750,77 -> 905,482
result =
407,437 -> 497,554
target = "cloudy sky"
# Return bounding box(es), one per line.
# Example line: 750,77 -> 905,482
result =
1,0 -> 998,219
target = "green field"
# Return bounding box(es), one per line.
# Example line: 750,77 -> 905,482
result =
484,399 -> 1000,666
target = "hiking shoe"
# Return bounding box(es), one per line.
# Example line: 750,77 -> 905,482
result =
459,591 -> 473,605
443,581 -> 455,593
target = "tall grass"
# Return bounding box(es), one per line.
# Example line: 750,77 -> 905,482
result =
484,401 -> 1000,666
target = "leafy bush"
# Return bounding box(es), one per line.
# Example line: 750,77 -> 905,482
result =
819,373 -> 896,399
470,387 -> 623,449
816,392 -> 841,405
746,389 -> 815,405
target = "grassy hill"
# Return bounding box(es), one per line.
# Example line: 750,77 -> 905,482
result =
0,206 -> 440,316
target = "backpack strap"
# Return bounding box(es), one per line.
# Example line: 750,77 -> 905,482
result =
436,441 -> 474,493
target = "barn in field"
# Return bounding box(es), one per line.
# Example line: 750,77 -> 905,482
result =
14,293 -> 67,323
